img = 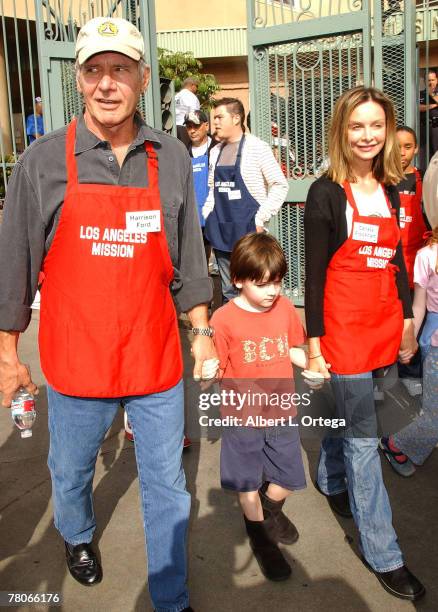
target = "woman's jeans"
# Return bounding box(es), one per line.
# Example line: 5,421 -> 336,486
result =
47,380 -> 190,612
317,372 -> 404,573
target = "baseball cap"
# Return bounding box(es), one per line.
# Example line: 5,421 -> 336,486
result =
75,17 -> 145,65
184,110 -> 209,125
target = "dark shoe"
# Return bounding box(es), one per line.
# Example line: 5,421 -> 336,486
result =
65,542 -> 102,586
363,559 -> 425,601
244,516 -> 291,581
315,483 -> 353,518
259,486 -> 299,544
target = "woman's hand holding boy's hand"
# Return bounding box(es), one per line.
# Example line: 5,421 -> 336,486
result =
399,319 -> 418,364
307,355 -> 331,378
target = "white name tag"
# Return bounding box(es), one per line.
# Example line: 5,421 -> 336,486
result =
228,190 -> 242,200
126,210 -> 161,233
352,222 -> 379,243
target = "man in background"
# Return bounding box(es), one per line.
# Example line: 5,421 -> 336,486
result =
26,96 -> 44,144
175,78 -> 200,145
203,98 -> 288,303
185,109 -> 218,265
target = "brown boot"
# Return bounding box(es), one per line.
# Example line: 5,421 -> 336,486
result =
244,516 -> 291,581
259,486 -> 299,545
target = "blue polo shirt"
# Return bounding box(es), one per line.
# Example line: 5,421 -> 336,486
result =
26,113 -> 44,143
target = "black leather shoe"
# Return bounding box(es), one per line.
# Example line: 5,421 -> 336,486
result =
364,560 -> 425,601
65,542 -> 102,586
315,484 -> 353,518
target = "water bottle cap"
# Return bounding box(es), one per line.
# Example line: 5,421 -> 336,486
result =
21,429 -> 32,438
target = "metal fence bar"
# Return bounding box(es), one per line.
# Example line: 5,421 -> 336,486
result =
12,0 -> 27,150
25,0 -> 38,150
0,0 -> 18,159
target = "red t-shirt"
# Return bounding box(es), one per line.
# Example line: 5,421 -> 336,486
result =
211,295 -> 306,378
210,296 -> 306,422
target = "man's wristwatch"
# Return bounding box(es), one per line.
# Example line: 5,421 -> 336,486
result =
191,327 -> 214,337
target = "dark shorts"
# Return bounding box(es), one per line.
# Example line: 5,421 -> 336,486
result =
220,424 -> 307,493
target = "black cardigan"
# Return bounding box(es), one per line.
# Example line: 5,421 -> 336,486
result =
304,175 -> 413,337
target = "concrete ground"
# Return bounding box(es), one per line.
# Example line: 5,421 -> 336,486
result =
1,307 -> 437,612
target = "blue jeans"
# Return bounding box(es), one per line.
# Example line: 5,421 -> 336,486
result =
47,380 -> 190,612
317,372 -> 404,573
214,249 -> 238,303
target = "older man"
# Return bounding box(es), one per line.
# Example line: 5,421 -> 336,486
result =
0,16 -> 214,612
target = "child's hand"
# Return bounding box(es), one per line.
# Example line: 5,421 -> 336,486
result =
301,369 -> 326,390
201,358 -> 220,380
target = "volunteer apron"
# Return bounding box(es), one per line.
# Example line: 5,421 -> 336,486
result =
399,168 -> 428,288
321,182 -> 404,375
190,148 -> 209,227
204,136 -> 259,252
39,119 -> 182,397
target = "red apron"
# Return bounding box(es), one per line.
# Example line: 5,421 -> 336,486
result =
399,168 -> 428,288
321,182 -> 404,375
39,119 -> 182,397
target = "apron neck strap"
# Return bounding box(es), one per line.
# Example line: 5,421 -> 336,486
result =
216,134 -> 245,167
235,135 -> 245,167
66,119 -> 159,191
66,118 -> 79,186
144,141 -> 159,191
343,180 -> 392,215
414,167 -> 423,201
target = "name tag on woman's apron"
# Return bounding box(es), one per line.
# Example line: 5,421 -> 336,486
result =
352,222 -> 379,243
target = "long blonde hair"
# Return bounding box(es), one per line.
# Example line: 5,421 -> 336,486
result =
326,86 -> 404,186
425,226 -> 438,274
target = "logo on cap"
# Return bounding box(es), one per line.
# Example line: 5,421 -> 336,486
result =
98,21 -> 118,37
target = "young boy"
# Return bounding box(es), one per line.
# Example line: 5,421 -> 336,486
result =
393,127 -> 429,398
210,232 -> 309,582
397,126 -> 428,289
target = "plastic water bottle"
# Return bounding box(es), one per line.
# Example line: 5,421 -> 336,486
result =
11,388 -> 36,438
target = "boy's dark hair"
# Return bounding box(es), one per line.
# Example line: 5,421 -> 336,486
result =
230,232 -> 287,283
213,97 -> 245,131
396,125 -> 417,146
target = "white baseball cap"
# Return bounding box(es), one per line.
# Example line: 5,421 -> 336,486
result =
75,17 -> 145,65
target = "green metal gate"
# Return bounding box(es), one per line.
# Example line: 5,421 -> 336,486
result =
35,0 -> 161,133
247,0 -> 417,305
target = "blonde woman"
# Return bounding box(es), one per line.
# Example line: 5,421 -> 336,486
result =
304,86 -> 425,601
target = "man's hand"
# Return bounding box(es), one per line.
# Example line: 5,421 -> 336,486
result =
1,359 -> 38,407
0,331 -> 38,407
191,336 -> 218,381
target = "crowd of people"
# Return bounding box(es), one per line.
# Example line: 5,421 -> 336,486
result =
0,15 -> 437,612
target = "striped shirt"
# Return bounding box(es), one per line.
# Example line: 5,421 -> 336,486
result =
202,133 -> 288,228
